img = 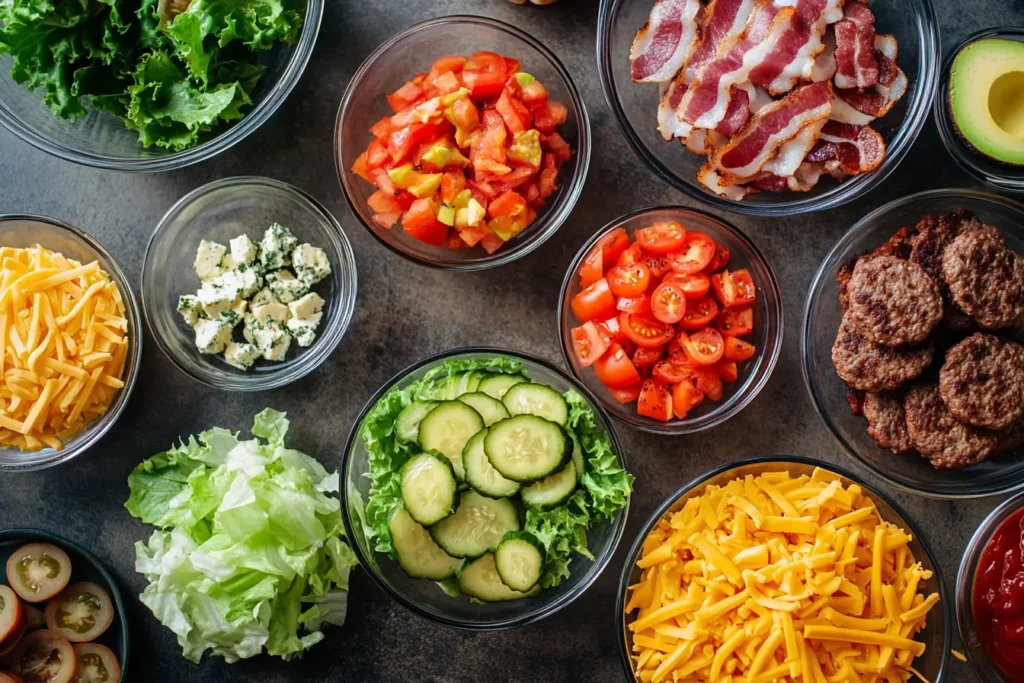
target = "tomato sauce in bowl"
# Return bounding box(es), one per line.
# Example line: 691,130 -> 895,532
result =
974,507 -> 1024,678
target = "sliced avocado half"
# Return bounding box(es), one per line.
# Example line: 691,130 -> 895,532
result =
949,38 -> 1024,166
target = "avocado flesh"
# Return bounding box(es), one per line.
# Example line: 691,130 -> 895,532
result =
949,38 -> 1024,166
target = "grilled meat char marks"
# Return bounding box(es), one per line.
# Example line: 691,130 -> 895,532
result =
904,382 -> 998,470
942,228 -> 1024,331
846,255 -> 943,347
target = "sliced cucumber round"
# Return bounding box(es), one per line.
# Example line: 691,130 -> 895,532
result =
463,430 -> 520,498
459,553 -> 540,602
422,371 -> 485,400
521,461 -> 577,510
569,433 -> 585,483
400,453 -> 457,526
457,392 -> 510,426
389,507 -> 462,580
494,532 -> 544,592
429,491 -> 519,558
396,401 -> 438,444
477,373 -> 526,400
418,401 -> 484,480
484,415 -> 568,482
502,382 -> 569,426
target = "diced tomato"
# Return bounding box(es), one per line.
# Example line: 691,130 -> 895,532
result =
652,359 -> 696,384
369,168 -> 398,195
523,182 -> 541,205
478,233 -> 504,254
641,251 -> 670,279
715,306 -> 753,336
532,101 -> 568,134
538,154 -> 558,198
471,111 -> 510,175
370,117 -> 397,139
608,383 -> 642,404
679,328 -> 725,365
543,132 -> 572,162
679,295 -> 719,331
451,97 -> 480,131
572,278 -> 617,323
632,345 -> 664,367
692,367 -> 723,400
668,231 -> 716,274
672,379 -> 704,419
651,282 -> 687,325
711,269 -> 756,308
368,190 -> 403,214
636,221 -> 686,254
393,191 -> 415,211
572,322 -> 610,368
503,57 -> 522,75
607,263 -> 651,298
616,295 -> 651,315
352,151 -> 372,182
637,379 -> 673,422
429,55 -> 468,78
501,166 -> 536,188
457,223 -> 491,248
365,139 -> 389,169
468,179 -> 498,201
440,172 -> 466,204
520,81 -> 548,107
617,242 -> 644,267
446,232 -> 470,249
432,71 -> 462,95
386,80 -> 425,113
663,272 -> 710,299
390,95 -> 446,128
596,229 -> 631,267
401,198 -> 447,246
372,212 -> 401,229
488,190 -> 527,219
387,122 -> 441,164
724,336 -> 757,362
579,248 -> 603,289
594,343 -> 642,389
705,242 -> 730,272
714,360 -> 738,382
597,317 -> 626,345
496,89 -> 532,134
462,51 -> 507,99
620,312 -> 675,348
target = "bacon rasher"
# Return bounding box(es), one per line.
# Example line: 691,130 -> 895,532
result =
833,2 -> 879,89
806,120 -> 885,174
748,0 -> 844,95
630,0 -> 702,83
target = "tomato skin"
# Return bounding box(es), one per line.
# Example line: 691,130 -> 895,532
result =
488,190 -> 527,219
663,272 -> 710,299
692,367 -> 723,400
678,295 -> 719,331
636,221 -> 686,254
632,345 -> 664,367
387,122 -> 441,164
637,379 -> 674,421
571,278 -> 617,323
429,55 -> 468,77
532,101 -> 568,134
641,252 -> 671,280
608,383 -> 642,404
462,51 -> 507,99
724,336 -> 757,362
579,248 -> 603,289
440,172 -> 466,204
714,360 -> 739,382
705,242 -> 731,272
616,295 -> 651,315
572,322 -> 610,368
669,231 -> 716,274
680,328 -> 725,365
620,312 -> 675,348
607,263 -> 651,298
597,229 -> 631,266
715,305 -> 754,336
594,343 -> 642,389
496,89 -> 532,134
651,282 -> 687,325
520,81 -> 548,107
672,380 -> 704,419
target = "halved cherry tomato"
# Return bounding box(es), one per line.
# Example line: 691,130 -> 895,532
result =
705,242 -> 730,272
672,380 -> 704,419
663,272 -> 710,299
724,336 -> 757,362
641,252 -> 670,279
386,80 -> 424,113
636,221 -> 686,254
616,242 -> 644,267
579,248 -> 604,289
402,198 -> 447,246
692,367 -> 723,400
632,345 -> 664,367
616,295 -> 651,315
72,643 -> 121,683
711,269 -> 757,308
678,296 -> 719,331
12,630 -> 76,683
608,383 -> 642,404
571,322 -> 610,368
620,312 -> 675,348
6,544 -> 71,603
595,229 -> 631,267
715,305 -> 754,336
571,278 -> 617,323
668,231 -> 716,274
594,344 -> 641,389
0,585 -> 23,644
651,282 -> 687,325
637,379 -> 673,421
652,359 -> 696,384
679,328 -> 725,365
607,263 -> 651,298
714,359 -> 739,382
45,582 -> 113,643
666,335 -> 687,360
462,51 -> 507,99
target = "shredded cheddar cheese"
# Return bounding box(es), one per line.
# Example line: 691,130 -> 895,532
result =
0,246 -> 128,451
624,468 -> 939,683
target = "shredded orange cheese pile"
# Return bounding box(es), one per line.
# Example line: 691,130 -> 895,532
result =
624,468 -> 940,683
0,246 -> 129,451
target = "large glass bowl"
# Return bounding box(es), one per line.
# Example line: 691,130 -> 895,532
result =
0,0 -> 322,171
335,15 -> 591,270
802,189 -> 1024,498
558,207 -> 783,435
341,348 -> 630,629
597,0 -> 940,217
0,215 -> 141,472
142,176 -> 357,391
616,456 -> 950,683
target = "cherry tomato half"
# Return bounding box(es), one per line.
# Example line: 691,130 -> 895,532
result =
594,344 -> 641,389
579,247 -> 603,289
679,328 -> 725,365
636,221 -> 686,255
12,630 -> 76,683
724,336 -> 757,362
632,345 -> 665,367
692,367 -> 723,400
571,278 -> 617,323
714,359 -> 739,382
637,379 -> 673,422
678,296 -> 719,331
616,242 -> 644,268
715,306 -> 754,336
705,242 -> 731,273
652,359 -> 696,384
616,295 -> 651,316
607,263 -> 651,298
72,643 -> 121,683
711,269 -> 757,308
0,585 -> 23,644
641,252 -> 671,280
663,272 -> 710,299
620,312 -> 675,348
672,380 -> 704,419
668,232 -> 716,274
608,383 -> 642,404
571,322 -> 609,368
45,582 -> 113,643
597,317 -> 626,345
597,229 -> 632,266
651,282 -> 687,325
6,544 -> 71,604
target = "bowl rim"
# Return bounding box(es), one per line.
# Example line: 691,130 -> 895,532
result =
141,175 -> 357,391
0,214 -> 142,472
333,14 -> 592,271
801,187 -> 1024,499
933,27 -> 1024,192
614,454 -> 951,683
0,527 -> 131,681
595,0 -> 942,217
557,205 -> 784,435
340,346 -> 631,630
0,0 -> 323,172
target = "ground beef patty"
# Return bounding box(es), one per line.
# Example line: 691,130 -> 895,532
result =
846,255 -> 943,346
909,211 -> 985,332
837,226 -> 918,312
832,316 -> 934,391
863,392 -> 913,454
939,333 -> 1024,430
904,382 -> 998,469
942,228 -> 1024,330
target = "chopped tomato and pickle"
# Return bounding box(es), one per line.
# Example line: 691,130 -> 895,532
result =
569,223 -> 760,422
352,52 -> 573,253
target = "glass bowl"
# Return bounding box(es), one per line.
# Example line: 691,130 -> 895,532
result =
616,455 -> 950,683
596,0 -> 940,217
956,490 -> 1024,683
335,15 -> 591,270
142,176 -> 357,391
0,0 -> 322,172
0,215 -> 141,472
934,28 -> 1024,193
341,348 -> 630,629
802,188 -> 1024,498
558,206 -> 783,435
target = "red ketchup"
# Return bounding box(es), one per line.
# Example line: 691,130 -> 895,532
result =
975,507 -> 1024,681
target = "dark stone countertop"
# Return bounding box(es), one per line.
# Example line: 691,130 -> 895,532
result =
0,0 -> 1018,681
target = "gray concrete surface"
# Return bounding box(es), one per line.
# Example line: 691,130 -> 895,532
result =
0,0 -> 1017,680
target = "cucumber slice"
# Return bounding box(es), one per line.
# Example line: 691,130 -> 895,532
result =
418,401 -> 485,480
396,401 -> 437,443
494,532 -> 544,591
423,371 -> 485,400
400,453 -> 457,525
478,373 -> 526,400
458,392 -> 510,426
570,433 -> 585,483
463,430 -> 520,498
429,491 -> 519,558
502,383 -> 569,426
389,508 -> 462,580
484,415 -> 568,482
521,461 -> 577,510
459,553 -> 540,602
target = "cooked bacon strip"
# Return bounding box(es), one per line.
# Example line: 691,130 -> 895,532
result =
875,33 -> 898,87
811,28 -> 837,82
806,120 -> 885,175
716,86 -> 751,137
761,119 -> 826,177
658,79 -> 690,139
788,161 -> 829,191
834,67 -> 907,120
748,0 -> 844,95
630,0 -> 702,83
834,2 -> 879,89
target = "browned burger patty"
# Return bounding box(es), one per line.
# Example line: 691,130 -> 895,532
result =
832,316 -> 934,392
904,382 -> 998,469
909,210 -> 986,281
863,392 -> 913,454
939,333 -> 1024,430
942,228 -> 1024,330
846,255 -> 943,346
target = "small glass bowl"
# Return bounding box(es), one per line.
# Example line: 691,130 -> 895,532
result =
596,0 -> 940,217
0,0 -> 322,171
341,348 -> 630,629
558,207 -> 783,435
802,188 -> 1024,498
956,490 -> 1024,683
0,215 -> 141,472
142,177 -> 357,391
335,15 -> 591,270
616,455 -> 950,683
934,28 -> 1024,193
